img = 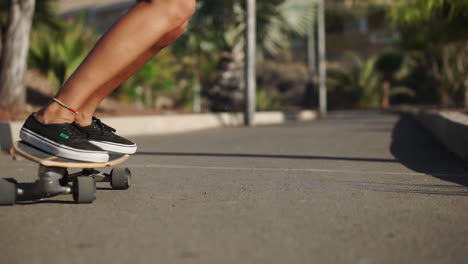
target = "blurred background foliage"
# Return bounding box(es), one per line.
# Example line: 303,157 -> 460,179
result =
29,19 -> 97,92
2,0 -> 468,112
0,0 -> 60,30
388,0 -> 468,107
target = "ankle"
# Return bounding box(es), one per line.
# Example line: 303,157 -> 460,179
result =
34,103 -> 76,125
74,111 -> 94,127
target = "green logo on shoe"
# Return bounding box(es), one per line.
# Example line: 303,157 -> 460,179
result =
60,133 -> 70,139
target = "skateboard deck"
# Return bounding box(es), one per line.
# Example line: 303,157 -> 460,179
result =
13,141 -> 129,169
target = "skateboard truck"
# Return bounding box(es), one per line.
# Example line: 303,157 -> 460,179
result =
34,166 -> 72,198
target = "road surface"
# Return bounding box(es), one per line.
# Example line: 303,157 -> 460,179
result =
1,111 -> 467,263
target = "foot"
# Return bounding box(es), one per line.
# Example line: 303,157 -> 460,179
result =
80,117 -> 137,154
20,114 -> 109,162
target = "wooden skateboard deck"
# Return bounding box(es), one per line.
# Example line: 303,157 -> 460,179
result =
13,141 -> 129,169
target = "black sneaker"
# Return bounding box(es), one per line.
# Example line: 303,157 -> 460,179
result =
80,117 -> 137,154
20,114 -> 109,162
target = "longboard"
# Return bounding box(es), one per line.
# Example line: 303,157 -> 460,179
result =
1,141 -> 132,206
13,141 -> 129,168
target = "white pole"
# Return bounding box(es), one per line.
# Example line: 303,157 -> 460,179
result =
307,3 -> 317,109
193,74 -> 201,113
245,0 -> 256,126
317,0 -> 327,117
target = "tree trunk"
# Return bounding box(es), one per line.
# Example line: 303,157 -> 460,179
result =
0,0 -> 36,109
207,41 -> 245,112
381,81 -> 390,108
440,90 -> 455,107
464,79 -> 468,109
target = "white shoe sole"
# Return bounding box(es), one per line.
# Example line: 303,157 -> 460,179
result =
89,140 -> 137,154
20,128 -> 109,162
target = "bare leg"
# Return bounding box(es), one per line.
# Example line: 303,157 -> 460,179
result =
36,0 -> 195,126
78,23 -> 189,123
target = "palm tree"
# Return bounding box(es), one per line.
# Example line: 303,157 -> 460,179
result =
390,0 -> 468,107
375,51 -> 404,108
0,0 -> 58,109
0,0 -> 58,49
175,0 -> 316,111
327,53 -> 381,108
327,53 -> 414,109
0,0 -> 36,109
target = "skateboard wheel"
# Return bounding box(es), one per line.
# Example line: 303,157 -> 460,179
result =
72,177 -> 96,204
0,178 -> 18,206
110,167 -> 131,190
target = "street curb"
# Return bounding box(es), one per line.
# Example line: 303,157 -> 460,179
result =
0,110 -> 317,152
399,107 -> 468,162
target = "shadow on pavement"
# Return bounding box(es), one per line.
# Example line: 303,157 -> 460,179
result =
135,152 -> 398,163
346,182 -> 468,197
16,200 -> 75,205
15,198 -> 76,205
97,187 -> 115,191
391,114 -> 468,187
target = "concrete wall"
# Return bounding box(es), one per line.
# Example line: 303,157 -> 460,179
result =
415,111 -> 468,162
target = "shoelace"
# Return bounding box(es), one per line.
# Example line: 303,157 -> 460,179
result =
92,117 -> 117,135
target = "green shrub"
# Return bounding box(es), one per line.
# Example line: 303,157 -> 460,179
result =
115,49 -> 182,108
28,20 -> 97,92
327,52 -> 414,109
256,88 -> 282,111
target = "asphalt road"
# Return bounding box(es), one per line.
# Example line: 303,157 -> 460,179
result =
1,111 -> 468,264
